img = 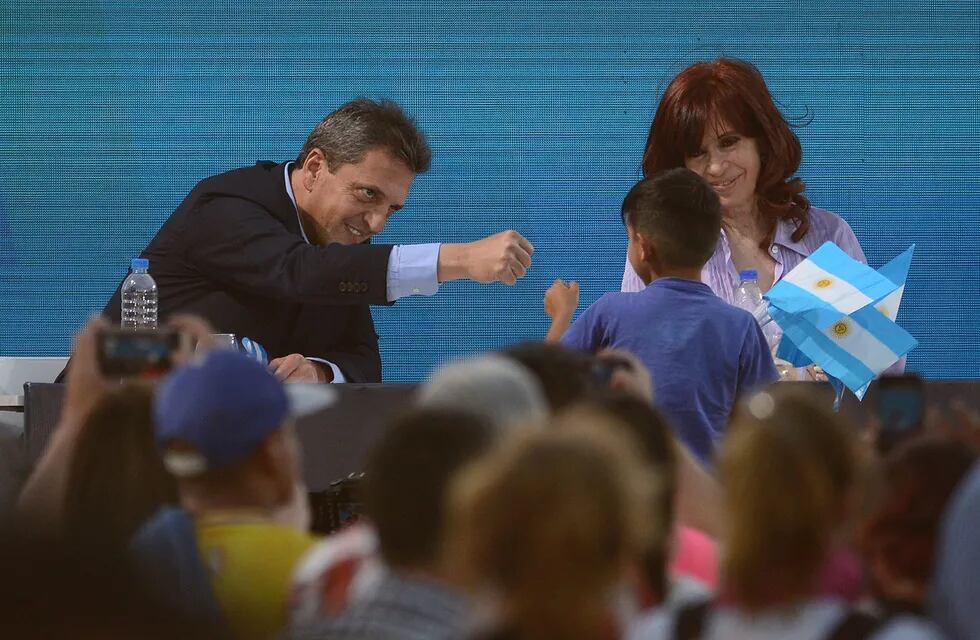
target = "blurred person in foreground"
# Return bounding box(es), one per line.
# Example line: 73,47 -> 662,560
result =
499,341 -> 600,412
860,435 -> 976,621
59,383 -> 177,554
16,315 -> 209,542
927,405 -> 980,640
290,408 -> 496,639
289,354 -> 546,629
546,168 -> 777,463
930,456 -> 980,640
132,348 -> 331,639
416,353 -> 548,429
447,414 -> 661,639
503,343 -> 724,541
0,529 -> 219,639
577,393 -> 718,602
632,388 -> 943,640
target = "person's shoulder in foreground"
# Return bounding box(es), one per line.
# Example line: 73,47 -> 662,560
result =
290,407 -> 496,640
930,462 -> 980,640
628,597 -> 946,640
291,568 -> 468,640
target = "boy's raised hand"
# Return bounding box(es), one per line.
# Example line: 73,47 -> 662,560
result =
544,278 -> 580,320
543,279 -> 580,343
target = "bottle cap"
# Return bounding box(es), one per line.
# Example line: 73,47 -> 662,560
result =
131,258 -> 149,270
739,269 -> 758,281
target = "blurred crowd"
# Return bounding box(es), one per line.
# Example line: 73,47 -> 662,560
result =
3,313 -> 979,640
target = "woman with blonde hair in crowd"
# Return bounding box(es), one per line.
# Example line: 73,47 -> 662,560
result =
639,389 -> 943,640
446,414 -> 662,640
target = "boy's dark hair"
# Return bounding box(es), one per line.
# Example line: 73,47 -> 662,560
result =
621,168 -> 721,269
363,408 -> 496,569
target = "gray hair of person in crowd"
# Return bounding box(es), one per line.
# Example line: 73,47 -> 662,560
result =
296,97 -> 432,174
416,354 -> 548,430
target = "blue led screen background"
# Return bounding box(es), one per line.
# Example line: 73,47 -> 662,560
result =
1,2 -> 977,380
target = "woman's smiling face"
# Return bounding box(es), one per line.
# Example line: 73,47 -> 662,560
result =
684,120 -> 762,215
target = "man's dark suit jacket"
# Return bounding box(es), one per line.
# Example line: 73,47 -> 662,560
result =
103,161 -> 392,382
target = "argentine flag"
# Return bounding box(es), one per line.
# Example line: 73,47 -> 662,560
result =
853,246 -> 914,397
766,242 -> 898,330
771,304 -> 917,398
768,245 -> 917,398
240,336 -> 269,365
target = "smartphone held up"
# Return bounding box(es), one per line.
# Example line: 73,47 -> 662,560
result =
96,327 -> 187,379
875,373 -> 925,453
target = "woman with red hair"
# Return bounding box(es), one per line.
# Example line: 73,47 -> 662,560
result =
621,58 -> 869,366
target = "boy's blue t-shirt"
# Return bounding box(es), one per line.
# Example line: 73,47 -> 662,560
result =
561,277 -> 778,462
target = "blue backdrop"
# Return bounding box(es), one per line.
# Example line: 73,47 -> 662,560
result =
2,1 -> 978,381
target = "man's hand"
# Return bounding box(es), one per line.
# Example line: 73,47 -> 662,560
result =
438,230 -> 534,285
270,354 -> 331,384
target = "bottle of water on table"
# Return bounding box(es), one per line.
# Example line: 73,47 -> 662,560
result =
121,258 -> 158,328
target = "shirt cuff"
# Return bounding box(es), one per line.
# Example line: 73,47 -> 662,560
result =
306,357 -> 347,384
386,243 -> 441,302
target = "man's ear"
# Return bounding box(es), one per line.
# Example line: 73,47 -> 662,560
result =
302,148 -> 329,190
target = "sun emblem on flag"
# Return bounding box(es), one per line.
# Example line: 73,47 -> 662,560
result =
815,278 -> 834,289
830,320 -> 850,339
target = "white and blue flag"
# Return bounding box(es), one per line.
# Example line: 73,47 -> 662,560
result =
766,244 -> 917,398
766,242 -> 898,330
770,304 -> 917,398
240,336 -> 269,365
852,246 -> 914,397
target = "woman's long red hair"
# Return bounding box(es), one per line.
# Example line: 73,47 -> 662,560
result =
642,58 -> 811,247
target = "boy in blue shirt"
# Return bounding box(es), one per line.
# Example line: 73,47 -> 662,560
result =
545,168 -> 777,462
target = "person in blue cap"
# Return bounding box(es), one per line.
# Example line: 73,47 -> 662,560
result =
132,348 -> 331,640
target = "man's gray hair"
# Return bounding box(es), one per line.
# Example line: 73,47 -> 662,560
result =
297,98 -> 432,174
417,355 -> 548,431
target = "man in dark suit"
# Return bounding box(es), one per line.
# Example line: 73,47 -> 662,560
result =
102,98 -> 534,383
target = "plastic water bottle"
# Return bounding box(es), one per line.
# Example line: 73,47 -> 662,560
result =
733,270 -> 764,317
121,258 -> 158,328
734,270 -> 777,347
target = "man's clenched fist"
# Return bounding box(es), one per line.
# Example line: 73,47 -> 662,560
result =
438,230 -> 534,285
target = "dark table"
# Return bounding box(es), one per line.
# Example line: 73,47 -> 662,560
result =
23,380 -> 980,492
24,382 -> 419,492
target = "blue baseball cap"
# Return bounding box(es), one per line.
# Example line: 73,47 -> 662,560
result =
153,349 -> 334,476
